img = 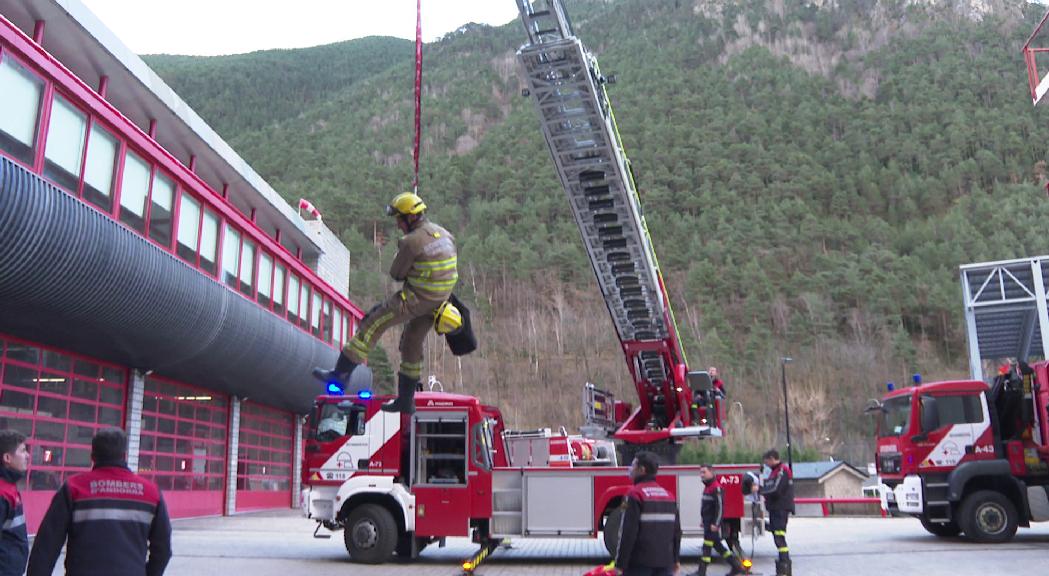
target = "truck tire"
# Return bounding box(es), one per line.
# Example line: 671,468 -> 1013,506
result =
603,507 -> 623,557
343,504 -> 398,564
918,515 -> 961,538
957,490 -> 1018,543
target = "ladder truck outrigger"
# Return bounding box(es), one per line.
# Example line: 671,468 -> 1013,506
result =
299,0 -> 748,569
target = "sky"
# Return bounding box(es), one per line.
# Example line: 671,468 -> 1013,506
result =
80,0 -> 521,56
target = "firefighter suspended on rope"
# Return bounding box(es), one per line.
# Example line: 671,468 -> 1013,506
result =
312,192 -> 463,413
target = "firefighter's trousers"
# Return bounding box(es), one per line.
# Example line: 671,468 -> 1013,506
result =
768,510 -> 790,560
700,526 -> 734,567
342,288 -> 443,381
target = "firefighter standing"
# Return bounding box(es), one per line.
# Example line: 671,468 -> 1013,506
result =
752,449 -> 794,576
313,192 -> 460,413
27,428 -> 172,576
687,465 -> 745,576
614,452 -> 681,576
0,430 -> 29,576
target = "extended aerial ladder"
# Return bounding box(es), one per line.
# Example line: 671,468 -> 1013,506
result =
514,0 -> 722,449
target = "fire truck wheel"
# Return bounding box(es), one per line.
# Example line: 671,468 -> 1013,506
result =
918,515 -> 961,538
344,504 -> 398,563
602,507 -> 624,557
957,490 -> 1018,543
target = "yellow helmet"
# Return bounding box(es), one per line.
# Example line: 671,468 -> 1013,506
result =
433,301 -> 463,335
386,192 -> 426,216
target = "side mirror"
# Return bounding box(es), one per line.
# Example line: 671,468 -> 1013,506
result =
687,371 -> 713,392
920,396 -> 940,432
863,400 -> 885,415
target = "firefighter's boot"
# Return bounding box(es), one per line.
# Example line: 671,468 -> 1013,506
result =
311,354 -> 358,390
726,555 -> 746,575
381,372 -> 417,414
775,559 -> 791,576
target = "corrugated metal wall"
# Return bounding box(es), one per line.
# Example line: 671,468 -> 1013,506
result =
0,157 -> 337,412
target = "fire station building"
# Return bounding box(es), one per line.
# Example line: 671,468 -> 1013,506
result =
0,0 -> 363,530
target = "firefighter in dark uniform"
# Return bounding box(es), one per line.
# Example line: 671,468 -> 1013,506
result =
752,449 -> 794,576
614,452 -> 681,576
313,191 -> 461,413
0,430 -> 29,576
688,465 -> 745,576
27,428 -> 172,576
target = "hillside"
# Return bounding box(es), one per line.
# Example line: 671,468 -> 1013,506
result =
147,0 -> 1049,463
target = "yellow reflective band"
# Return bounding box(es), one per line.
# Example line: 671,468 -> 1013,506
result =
723,551 -> 734,558
362,312 -> 395,342
407,276 -> 459,287
778,547 -> 790,552
701,558 -> 712,563
773,530 -> 786,536
415,257 -> 457,270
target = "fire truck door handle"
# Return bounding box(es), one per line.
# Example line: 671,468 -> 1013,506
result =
964,445 -> 974,455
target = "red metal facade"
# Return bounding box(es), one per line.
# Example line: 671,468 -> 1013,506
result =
138,376 -> 229,518
0,334 -> 127,532
236,402 -> 294,511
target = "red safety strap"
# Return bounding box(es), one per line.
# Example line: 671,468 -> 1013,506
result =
412,0 -> 422,194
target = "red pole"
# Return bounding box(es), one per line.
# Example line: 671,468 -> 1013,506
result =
412,0 -> 422,194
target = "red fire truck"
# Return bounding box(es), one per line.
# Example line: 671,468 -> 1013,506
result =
298,1 -> 754,565
873,258 -> 1049,542
300,390 -> 757,564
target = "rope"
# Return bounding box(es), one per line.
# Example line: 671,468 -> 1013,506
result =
412,0 -> 423,194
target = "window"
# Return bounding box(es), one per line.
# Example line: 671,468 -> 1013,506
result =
921,394 -> 983,432
118,149 -> 149,231
43,95 -> 87,192
272,264 -> 286,316
333,308 -> 343,346
0,340 -> 126,490
238,238 -> 256,297
222,224 -> 241,288
299,285 -> 311,329
286,275 -> 300,322
140,376 -> 227,493
258,253 -> 274,308
82,123 -> 119,213
0,56 -> 44,165
322,300 -> 333,343
176,193 -> 201,263
148,173 -> 175,247
199,210 -> 219,275
415,417 -> 467,485
236,403 -> 293,493
311,293 -> 322,337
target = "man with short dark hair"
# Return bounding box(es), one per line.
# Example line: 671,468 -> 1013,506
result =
752,449 -> 794,576
687,464 -> 745,576
0,429 -> 29,576
27,427 -> 172,576
614,452 -> 681,576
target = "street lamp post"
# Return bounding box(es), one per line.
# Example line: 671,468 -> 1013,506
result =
781,357 -> 794,469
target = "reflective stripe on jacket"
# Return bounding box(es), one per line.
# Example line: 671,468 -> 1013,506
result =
27,465 -> 172,576
614,477 -> 681,570
0,467 -> 28,576
700,477 -> 723,527
389,219 -> 458,300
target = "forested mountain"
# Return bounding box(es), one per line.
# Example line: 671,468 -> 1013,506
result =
146,0 -> 1049,462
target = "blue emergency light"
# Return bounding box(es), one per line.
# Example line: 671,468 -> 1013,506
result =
326,382 -> 344,396
358,390 -> 373,400
886,382 -> 895,392
912,373 -> 922,385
